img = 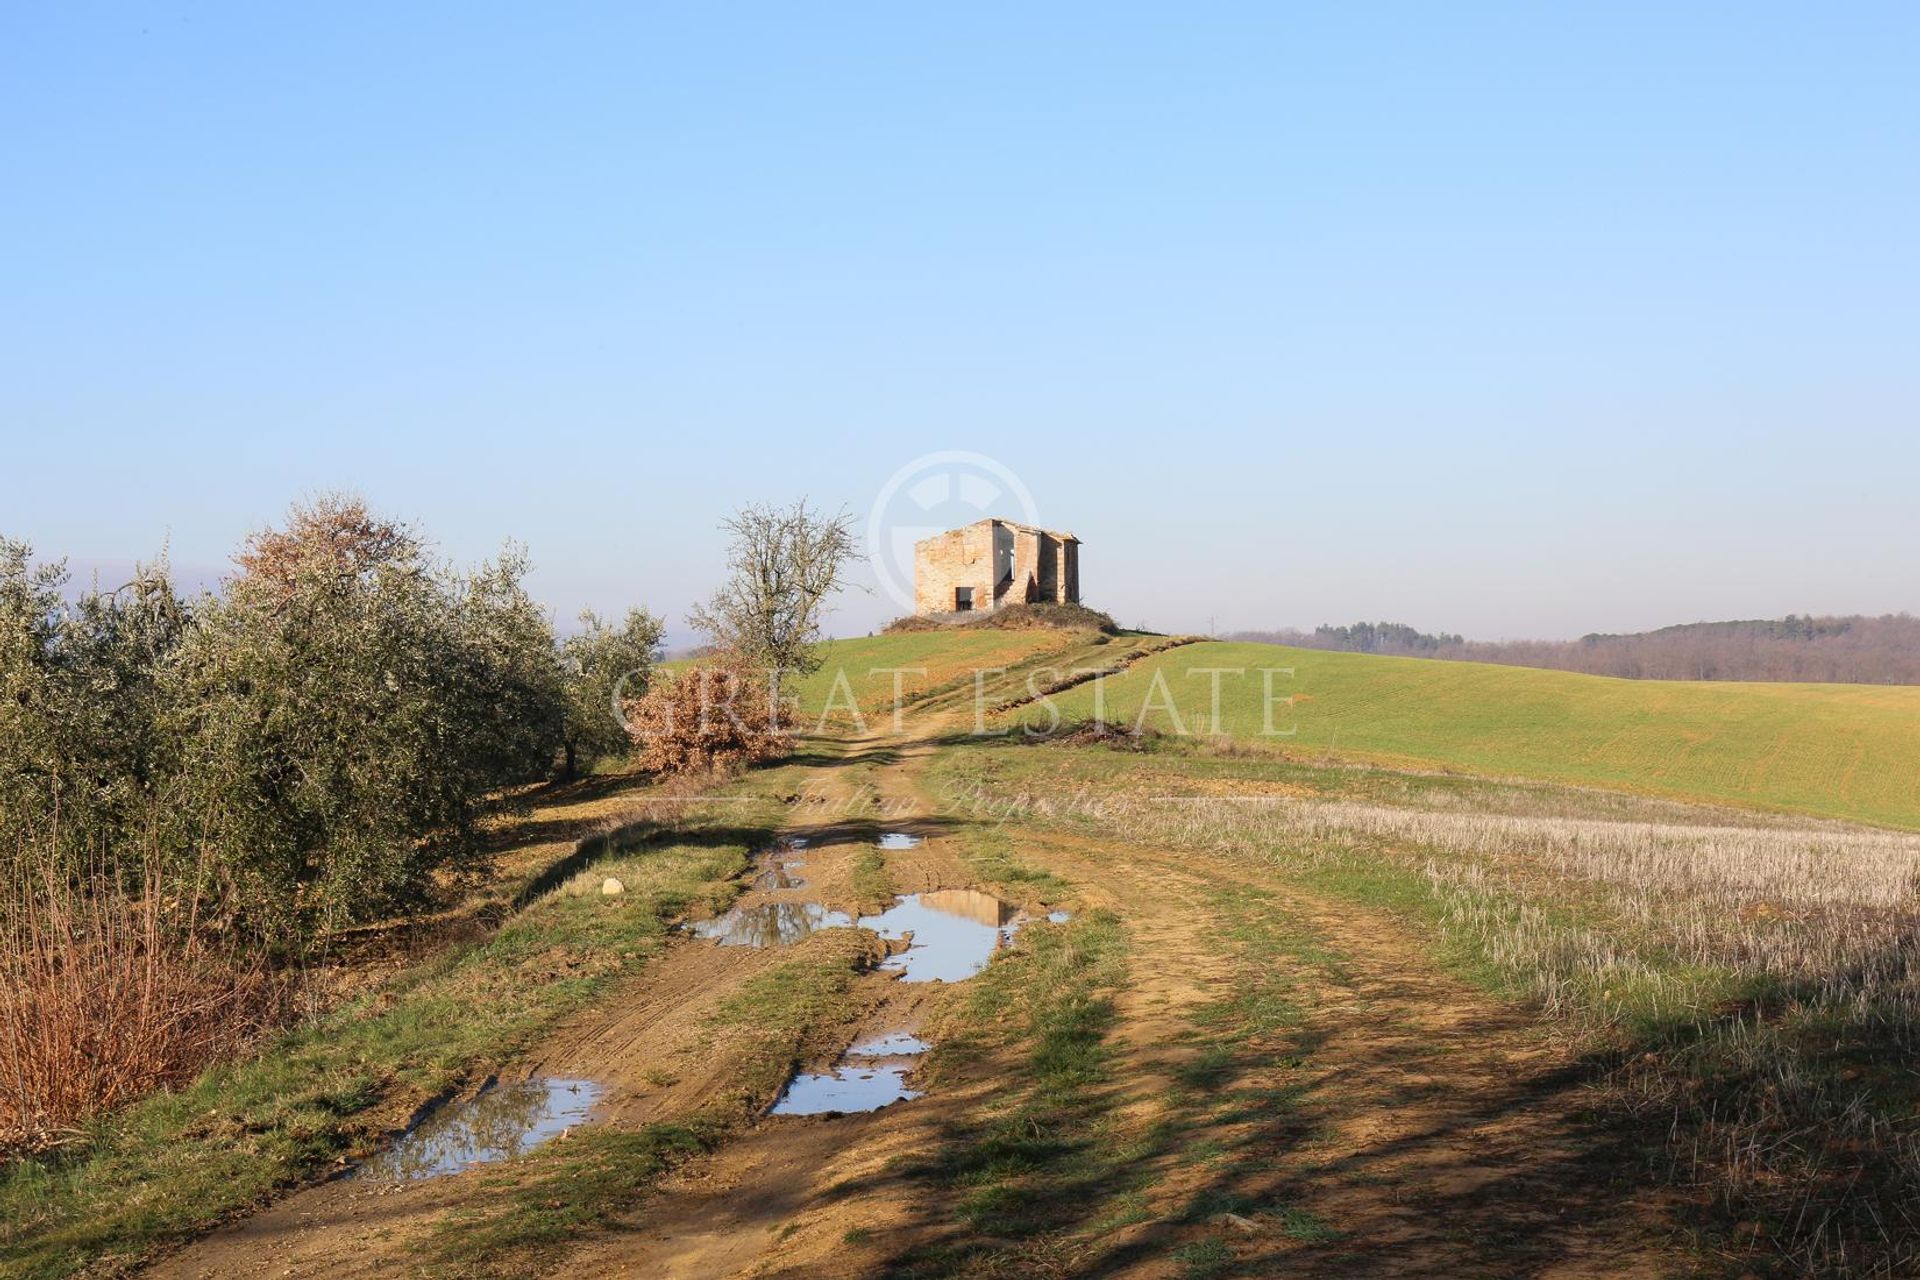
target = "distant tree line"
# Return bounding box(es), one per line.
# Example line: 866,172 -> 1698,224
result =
1227,614 -> 1920,684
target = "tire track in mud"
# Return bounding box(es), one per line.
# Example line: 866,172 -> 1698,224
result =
144,719 -> 1690,1279
556,729 -> 1031,1279
1019,829 -> 1688,1277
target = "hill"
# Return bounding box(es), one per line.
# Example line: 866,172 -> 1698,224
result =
1025,640 -> 1920,828
1230,613 -> 1920,684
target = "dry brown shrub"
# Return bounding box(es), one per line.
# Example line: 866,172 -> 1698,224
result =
233,492 -> 417,590
0,863 -> 288,1152
623,662 -> 792,776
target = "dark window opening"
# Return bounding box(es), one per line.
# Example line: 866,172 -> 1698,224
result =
954,587 -> 974,612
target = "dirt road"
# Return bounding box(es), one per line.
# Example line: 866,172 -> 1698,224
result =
148,716 -> 1691,1279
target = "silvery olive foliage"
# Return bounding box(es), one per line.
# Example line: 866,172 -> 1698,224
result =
0,541 -> 185,882
1,497 -> 573,935
559,607 -> 665,779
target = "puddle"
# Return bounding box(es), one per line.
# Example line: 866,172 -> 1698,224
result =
774,1024 -> 929,1116
876,832 -> 923,849
1047,910 -> 1073,923
858,889 -> 1022,983
750,840 -> 812,891
771,1057 -> 924,1115
752,857 -> 809,891
847,1031 -> 930,1057
764,890 -> 1060,1117
356,1078 -> 601,1180
687,901 -> 851,947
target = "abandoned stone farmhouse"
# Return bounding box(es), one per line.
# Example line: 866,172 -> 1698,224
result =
913,518 -> 1081,615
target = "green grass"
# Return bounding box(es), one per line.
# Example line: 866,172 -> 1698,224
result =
417,927 -> 874,1277
1171,1238 -> 1234,1278
423,1123 -> 717,1278
786,630 -> 1083,722
848,842 -> 892,904
917,909 -> 1130,1244
0,817 -> 770,1279
1027,640 -> 1920,828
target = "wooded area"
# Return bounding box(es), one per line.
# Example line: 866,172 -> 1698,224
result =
1231,614 -> 1920,684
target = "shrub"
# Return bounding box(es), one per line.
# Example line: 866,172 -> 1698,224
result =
623,663 -> 791,775
0,853 -> 285,1153
560,608 -> 665,777
163,497 -> 568,932
0,544 -> 187,882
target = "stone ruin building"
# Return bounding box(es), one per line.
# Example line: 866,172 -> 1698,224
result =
912,518 -> 1080,615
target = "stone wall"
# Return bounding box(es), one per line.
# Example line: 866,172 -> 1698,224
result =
912,523 -> 997,614
914,519 -> 1081,615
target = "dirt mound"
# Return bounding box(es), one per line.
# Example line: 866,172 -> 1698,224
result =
884,602 -> 1119,635
1035,718 -> 1161,750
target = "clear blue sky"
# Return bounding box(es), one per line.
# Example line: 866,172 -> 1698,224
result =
4,3 -> 1915,642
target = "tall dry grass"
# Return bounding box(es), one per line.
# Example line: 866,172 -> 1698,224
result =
0,858 -> 287,1153
1035,784 -> 1920,1274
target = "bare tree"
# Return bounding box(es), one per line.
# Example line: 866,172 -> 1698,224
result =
687,499 -> 859,675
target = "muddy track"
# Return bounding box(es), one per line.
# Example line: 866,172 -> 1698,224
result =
1018,832 -> 1684,1277
143,716 -> 1692,1279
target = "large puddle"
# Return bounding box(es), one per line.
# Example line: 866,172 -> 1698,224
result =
356,1078 -> 601,1180
688,885 -> 1052,983
687,901 -> 852,947
858,889 -> 1022,983
771,1028 -> 929,1116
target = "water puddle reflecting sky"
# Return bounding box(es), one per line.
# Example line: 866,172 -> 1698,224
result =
876,832 -> 924,849
859,890 -> 1019,983
770,1058 -> 924,1115
356,1078 -> 601,1181
687,901 -> 852,947
847,1031 -> 931,1056
772,1027 -> 930,1116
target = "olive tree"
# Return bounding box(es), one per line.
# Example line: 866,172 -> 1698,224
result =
0,541 -> 187,876
166,497 -> 566,933
559,607 -> 665,778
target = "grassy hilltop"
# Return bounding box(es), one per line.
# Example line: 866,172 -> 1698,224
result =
790,628 -> 1920,828
1022,639 -> 1920,829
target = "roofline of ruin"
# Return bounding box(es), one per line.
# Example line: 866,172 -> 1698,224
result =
914,517 -> 1080,545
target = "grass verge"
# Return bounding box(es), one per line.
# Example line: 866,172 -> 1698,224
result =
417,927 -> 878,1277
0,813 -> 771,1279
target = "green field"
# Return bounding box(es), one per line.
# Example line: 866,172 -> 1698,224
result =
1013,640 -> 1920,829
786,629 -> 1085,721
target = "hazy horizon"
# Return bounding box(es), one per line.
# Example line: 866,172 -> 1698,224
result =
6,6 -> 1916,641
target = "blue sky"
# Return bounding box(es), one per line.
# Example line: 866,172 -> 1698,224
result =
3,3 -> 1915,642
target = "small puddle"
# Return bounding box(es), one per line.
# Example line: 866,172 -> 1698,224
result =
752,852 -> 809,891
848,1030 -> 930,1056
858,889 -> 1023,983
772,1028 -> 929,1116
687,901 -> 852,947
876,832 -> 923,849
764,893 -> 1067,1116
771,1059 -> 924,1115
356,1078 -> 601,1180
